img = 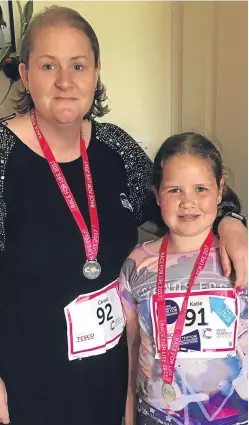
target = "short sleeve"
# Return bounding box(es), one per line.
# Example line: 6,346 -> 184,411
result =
119,258 -> 138,311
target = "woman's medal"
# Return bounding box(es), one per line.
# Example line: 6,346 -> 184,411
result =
30,109 -> 101,280
83,260 -> 101,280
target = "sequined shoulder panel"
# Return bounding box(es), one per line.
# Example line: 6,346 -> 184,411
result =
0,123 -> 16,252
95,121 -> 152,224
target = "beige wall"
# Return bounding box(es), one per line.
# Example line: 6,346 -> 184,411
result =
173,1 -> 248,215
0,1 -> 247,213
215,2 -> 248,215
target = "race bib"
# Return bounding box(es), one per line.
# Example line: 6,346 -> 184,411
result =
64,280 -> 125,360
151,289 -> 239,359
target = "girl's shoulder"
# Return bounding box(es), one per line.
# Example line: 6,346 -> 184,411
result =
127,239 -> 161,263
121,240 -> 161,284
141,238 -> 162,255
124,236 -> 221,268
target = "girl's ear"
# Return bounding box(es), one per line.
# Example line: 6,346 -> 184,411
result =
153,188 -> 160,206
218,177 -> 225,204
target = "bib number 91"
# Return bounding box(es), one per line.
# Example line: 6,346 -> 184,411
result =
97,303 -> 113,325
185,307 -> 208,326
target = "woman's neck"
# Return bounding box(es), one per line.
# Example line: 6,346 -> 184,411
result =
34,111 -> 91,162
167,228 -> 214,254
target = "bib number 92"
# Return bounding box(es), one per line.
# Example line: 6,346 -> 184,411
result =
97,303 -> 113,325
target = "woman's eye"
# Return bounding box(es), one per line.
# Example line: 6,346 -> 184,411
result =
168,188 -> 180,193
43,64 -> 55,70
73,64 -> 84,71
196,187 -> 207,192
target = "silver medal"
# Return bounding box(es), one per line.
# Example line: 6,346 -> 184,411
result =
83,261 -> 101,280
162,383 -> 176,402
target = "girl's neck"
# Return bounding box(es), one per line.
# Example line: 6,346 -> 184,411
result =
167,228 -> 214,254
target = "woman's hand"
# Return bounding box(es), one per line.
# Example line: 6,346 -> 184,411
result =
219,217 -> 248,289
0,379 -> 9,424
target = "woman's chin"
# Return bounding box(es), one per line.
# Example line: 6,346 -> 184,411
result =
51,107 -> 83,124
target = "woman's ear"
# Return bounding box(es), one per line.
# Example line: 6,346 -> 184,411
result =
95,60 -> 101,87
218,177 -> 225,204
18,63 -> 29,90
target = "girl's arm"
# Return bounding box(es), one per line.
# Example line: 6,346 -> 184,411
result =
0,379 -> 9,424
123,305 -> 140,425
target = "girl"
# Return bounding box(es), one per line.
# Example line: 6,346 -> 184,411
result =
119,132 -> 248,425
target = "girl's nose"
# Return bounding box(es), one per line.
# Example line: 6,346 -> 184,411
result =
179,193 -> 196,209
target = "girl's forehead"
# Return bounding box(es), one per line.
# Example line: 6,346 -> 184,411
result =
161,154 -> 215,178
163,153 -> 212,167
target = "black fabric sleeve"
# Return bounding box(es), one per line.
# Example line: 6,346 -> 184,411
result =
95,122 -> 155,225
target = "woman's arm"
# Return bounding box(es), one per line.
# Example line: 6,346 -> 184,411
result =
104,123 -> 247,287
143,196 -> 248,288
214,184 -> 247,288
218,218 -> 247,289
140,162 -> 247,287
123,305 -> 140,425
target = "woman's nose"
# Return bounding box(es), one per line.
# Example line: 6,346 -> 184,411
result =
55,69 -> 73,90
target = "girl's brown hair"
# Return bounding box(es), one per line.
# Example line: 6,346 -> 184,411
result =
152,132 -> 241,219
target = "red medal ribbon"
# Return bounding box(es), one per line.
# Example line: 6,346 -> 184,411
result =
157,230 -> 214,384
30,109 -> 99,263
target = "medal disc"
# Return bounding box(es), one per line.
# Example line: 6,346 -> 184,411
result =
83,261 -> 101,280
162,383 -> 176,402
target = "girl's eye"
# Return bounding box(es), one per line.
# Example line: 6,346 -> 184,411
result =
43,64 -> 56,70
196,187 -> 207,192
73,64 -> 84,71
168,188 -> 181,193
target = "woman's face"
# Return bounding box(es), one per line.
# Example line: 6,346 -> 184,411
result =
19,24 -> 100,124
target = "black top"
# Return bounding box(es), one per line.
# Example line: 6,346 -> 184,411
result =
0,120 -> 156,425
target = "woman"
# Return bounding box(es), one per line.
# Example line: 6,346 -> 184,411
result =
0,6 -> 247,425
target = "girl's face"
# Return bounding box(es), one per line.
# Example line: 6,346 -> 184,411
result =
157,154 -> 224,238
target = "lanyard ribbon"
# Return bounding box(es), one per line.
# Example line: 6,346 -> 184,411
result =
30,109 -> 99,263
156,230 -> 214,384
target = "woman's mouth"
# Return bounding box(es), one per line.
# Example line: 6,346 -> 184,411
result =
54,97 -> 78,100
